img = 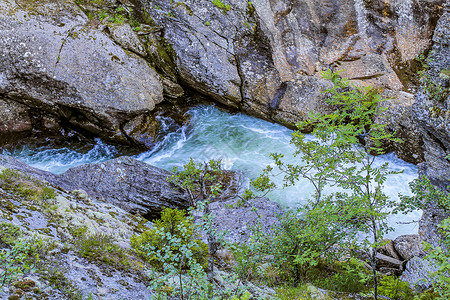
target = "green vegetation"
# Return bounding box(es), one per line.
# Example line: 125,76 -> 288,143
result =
75,231 -> 131,269
0,168 -> 56,203
0,223 -> 46,288
132,207 -> 250,299
247,70 -> 401,299
416,53 -> 450,103
40,268 -> 83,300
378,275 -> 414,300
131,207 -> 208,271
400,176 -> 450,299
212,0 -> 231,12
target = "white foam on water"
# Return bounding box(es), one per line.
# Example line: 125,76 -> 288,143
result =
138,106 -> 420,238
4,106 -> 421,238
3,139 -> 119,174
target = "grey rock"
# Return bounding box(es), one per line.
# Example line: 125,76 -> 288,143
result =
209,197 -> 283,244
400,256 -> 438,292
0,164 -> 154,300
107,22 -> 147,57
394,235 -> 426,261
0,0 -> 164,147
56,156 -> 190,219
375,252 -> 403,269
412,4 -> 450,192
0,98 -> 32,144
377,239 -> 402,261
134,0 -> 446,159
412,4 -> 450,251
419,203 -> 449,250
0,154 -> 189,219
371,91 -> 424,164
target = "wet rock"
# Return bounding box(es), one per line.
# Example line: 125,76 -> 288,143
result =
0,98 -> 32,144
394,234 -> 425,261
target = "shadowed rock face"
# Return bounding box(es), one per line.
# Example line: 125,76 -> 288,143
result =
411,1 -> 450,266
413,4 -> 450,193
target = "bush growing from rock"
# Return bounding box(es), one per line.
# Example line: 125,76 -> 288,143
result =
130,207 -> 208,271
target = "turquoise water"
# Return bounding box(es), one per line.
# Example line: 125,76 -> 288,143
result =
3,105 -> 421,238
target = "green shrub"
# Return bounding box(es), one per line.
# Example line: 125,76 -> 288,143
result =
314,258 -> 371,293
130,207 -> 208,270
0,222 -> 22,246
75,232 -> 130,268
0,234 -> 45,288
422,218 -> 450,300
378,275 -> 414,300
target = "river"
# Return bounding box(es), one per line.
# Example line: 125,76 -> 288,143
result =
2,105 -> 421,238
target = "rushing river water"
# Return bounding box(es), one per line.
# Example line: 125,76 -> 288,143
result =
3,105 -> 421,238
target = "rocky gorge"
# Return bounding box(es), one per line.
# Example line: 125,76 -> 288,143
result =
0,0 -> 449,299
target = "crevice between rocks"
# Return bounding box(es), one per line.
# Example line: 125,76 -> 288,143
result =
234,52 -> 247,109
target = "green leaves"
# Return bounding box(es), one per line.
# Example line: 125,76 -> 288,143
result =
422,218 -> 450,300
247,71 -> 404,298
167,159 -> 224,207
130,207 -> 208,271
398,176 -> 450,213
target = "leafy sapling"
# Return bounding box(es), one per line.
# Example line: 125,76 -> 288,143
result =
167,159 -> 224,287
251,70 -> 403,299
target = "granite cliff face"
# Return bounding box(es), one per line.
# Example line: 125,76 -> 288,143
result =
0,0 -> 447,164
413,4 -> 450,250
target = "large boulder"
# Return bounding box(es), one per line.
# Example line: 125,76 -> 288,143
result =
400,256 -> 438,291
0,155 -> 189,219
132,0 -> 446,157
56,157 -> 190,219
0,0 -> 165,147
393,234 -> 425,261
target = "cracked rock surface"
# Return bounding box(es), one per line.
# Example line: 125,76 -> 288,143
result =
0,0 -> 164,147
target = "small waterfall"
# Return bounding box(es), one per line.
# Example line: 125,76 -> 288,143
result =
354,0 -> 369,38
